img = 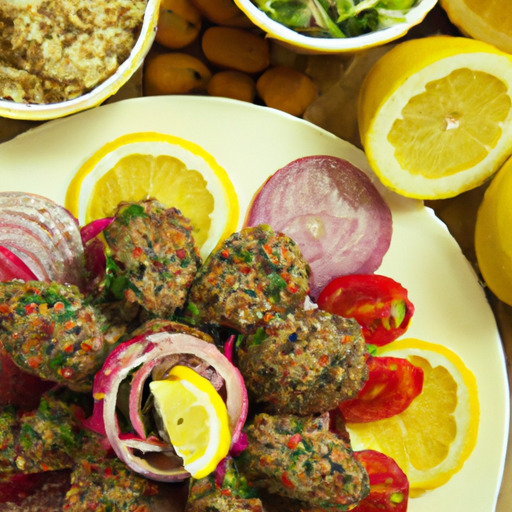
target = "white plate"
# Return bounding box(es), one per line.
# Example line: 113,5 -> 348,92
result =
0,96 -> 508,511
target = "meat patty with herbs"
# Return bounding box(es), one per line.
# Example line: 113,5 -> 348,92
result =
237,308 -> 368,415
237,413 -> 369,509
103,199 -> 202,318
187,225 -> 310,334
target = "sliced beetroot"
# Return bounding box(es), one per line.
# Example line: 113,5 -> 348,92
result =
246,155 -> 392,298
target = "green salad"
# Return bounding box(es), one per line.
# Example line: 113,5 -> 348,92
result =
252,0 -> 418,38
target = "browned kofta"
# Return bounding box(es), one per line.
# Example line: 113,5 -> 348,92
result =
237,413 -> 369,510
0,280 -> 108,392
187,225 -> 310,333
103,199 -> 202,318
237,308 -> 368,415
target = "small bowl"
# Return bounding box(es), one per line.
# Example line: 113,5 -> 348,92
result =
0,0 -> 159,121
233,0 -> 438,54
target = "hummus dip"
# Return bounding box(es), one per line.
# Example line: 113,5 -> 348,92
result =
0,0 -> 146,104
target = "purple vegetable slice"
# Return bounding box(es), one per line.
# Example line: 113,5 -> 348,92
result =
84,331 -> 249,482
246,155 -> 393,298
0,192 -> 85,287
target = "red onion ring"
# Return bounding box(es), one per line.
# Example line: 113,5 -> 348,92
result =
85,332 -> 249,482
0,245 -> 38,282
0,192 -> 85,287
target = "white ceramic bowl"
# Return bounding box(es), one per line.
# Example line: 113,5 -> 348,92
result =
0,0 -> 159,121
233,0 -> 438,53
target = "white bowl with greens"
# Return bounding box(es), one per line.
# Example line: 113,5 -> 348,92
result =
233,0 -> 438,53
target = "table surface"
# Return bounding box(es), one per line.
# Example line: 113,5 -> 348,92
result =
0,5 -> 510,511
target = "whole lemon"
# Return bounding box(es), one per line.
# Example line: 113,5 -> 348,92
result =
475,155 -> 512,305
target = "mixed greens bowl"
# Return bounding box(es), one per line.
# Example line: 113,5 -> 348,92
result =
233,0 -> 439,53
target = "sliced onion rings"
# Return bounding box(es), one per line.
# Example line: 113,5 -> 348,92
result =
85,331 -> 249,482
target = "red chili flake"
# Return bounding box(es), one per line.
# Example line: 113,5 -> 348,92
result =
64,344 -> 74,353
27,355 -> 42,368
132,246 -> 143,258
54,302 -> 65,313
288,282 -> 299,293
263,312 -> 273,322
240,266 -> 251,275
24,303 -> 38,315
220,489 -> 232,496
287,433 -> 302,449
221,249 -> 230,259
0,304 -> 11,314
104,467 -> 113,477
41,463 -> 50,472
281,472 -> 295,489
64,320 -> 75,331
319,354 -> 329,366
176,248 -> 187,259
59,367 -> 74,379
80,342 -> 92,352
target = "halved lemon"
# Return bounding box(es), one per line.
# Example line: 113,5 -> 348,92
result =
440,0 -> 512,55
65,131 -> 239,259
475,154 -> 512,306
149,365 -> 232,479
347,338 -> 480,495
358,35 -> 512,199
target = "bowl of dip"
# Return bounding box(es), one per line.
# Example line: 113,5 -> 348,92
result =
0,0 -> 159,120
233,0 -> 438,53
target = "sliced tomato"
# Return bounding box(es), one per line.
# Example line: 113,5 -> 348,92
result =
339,355 -> 423,423
352,450 -> 409,512
317,274 -> 414,346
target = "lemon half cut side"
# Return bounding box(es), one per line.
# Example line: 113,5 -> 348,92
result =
65,131 -> 239,259
347,337 -> 480,495
149,365 -> 232,479
358,36 -> 512,199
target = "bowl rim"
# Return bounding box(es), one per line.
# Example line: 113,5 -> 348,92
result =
0,0 -> 159,121
233,0 -> 439,53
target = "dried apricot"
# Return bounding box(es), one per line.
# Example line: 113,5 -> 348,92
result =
155,0 -> 202,49
144,52 -> 211,95
192,0 -> 252,27
207,70 -> 256,103
201,26 -> 270,74
257,66 -> 317,116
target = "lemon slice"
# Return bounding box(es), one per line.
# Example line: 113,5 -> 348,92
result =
440,0 -> 512,54
149,365 -> 231,479
347,338 -> 480,495
475,154 -> 512,305
65,131 -> 239,258
358,35 -> 512,199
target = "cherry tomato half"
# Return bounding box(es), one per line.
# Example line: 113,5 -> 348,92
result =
352,450 -> 409,512
338,355 -> 424,423
317,274 -> 414,346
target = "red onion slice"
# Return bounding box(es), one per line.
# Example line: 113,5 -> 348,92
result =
246,155 -> 393,298
0,245 -> 38,282
0,192 -> 85,287
87,332 -> 249,482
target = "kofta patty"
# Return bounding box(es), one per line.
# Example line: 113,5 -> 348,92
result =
237,308 -> 368,415
187,225 -> 310,333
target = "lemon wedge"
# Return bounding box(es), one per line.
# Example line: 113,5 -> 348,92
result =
358,35 -> 512,199
347,338 -> 480,496
440,0 -> 512,54
65,131 -> 239,259
149,365 -> 231,479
